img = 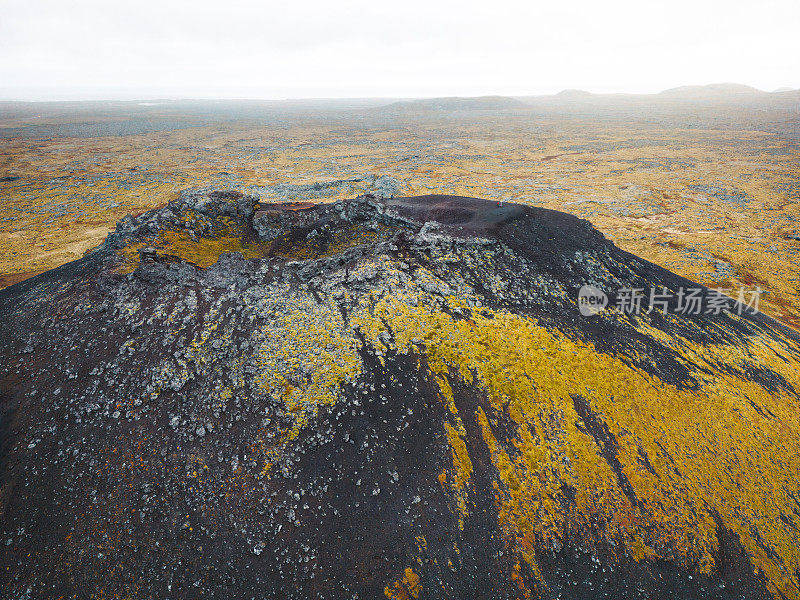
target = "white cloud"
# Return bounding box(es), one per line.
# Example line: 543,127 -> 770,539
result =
0,0 -> 798,100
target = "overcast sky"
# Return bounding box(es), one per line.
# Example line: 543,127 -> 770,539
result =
1,0 -> 798,101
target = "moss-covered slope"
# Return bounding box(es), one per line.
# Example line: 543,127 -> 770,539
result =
0,192 -> 798,599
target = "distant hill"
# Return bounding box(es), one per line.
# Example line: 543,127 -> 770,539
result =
657,83 -> 766,99
382,95 -> 527,112
554,88 -> 593,98
514,84 -> 800,126
517,83 -> 793,105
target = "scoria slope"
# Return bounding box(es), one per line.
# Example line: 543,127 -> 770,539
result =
0,192 -> 799,599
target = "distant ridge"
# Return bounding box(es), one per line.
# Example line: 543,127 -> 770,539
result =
554,89 -> 593,98
657,83 -> 766,98
382,95 -> 527,112
513,83 -> 800,113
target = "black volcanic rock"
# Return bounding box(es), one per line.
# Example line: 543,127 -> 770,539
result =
1,192 -> 799,599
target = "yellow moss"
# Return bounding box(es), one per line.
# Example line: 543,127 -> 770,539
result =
349,291 -> 800,598
444,422 -> 474,488
437,469 -> 447,487
249,290 -> 363,472
384,567 -> 422,600
116,223 -> 269,273
441,418 -> 474,527
511,560 -> 534,599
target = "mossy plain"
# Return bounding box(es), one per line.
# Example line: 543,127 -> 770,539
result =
1,98 -> 799,328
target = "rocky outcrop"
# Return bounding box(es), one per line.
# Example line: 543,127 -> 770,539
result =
1,191 -> 799,599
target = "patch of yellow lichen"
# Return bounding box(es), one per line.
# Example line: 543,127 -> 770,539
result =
249,290 -> 363,472
349,291 -> 800,598
511,559 -> 534,599
384,567 -> 422,600
442,421 -> 473,529
116,223 -> 269,273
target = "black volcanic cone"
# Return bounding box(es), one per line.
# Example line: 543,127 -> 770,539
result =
1,192 -> 798,599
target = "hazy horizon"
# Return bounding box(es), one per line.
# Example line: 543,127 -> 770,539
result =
0,82 -> 797,104
2,0 -> 799,102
